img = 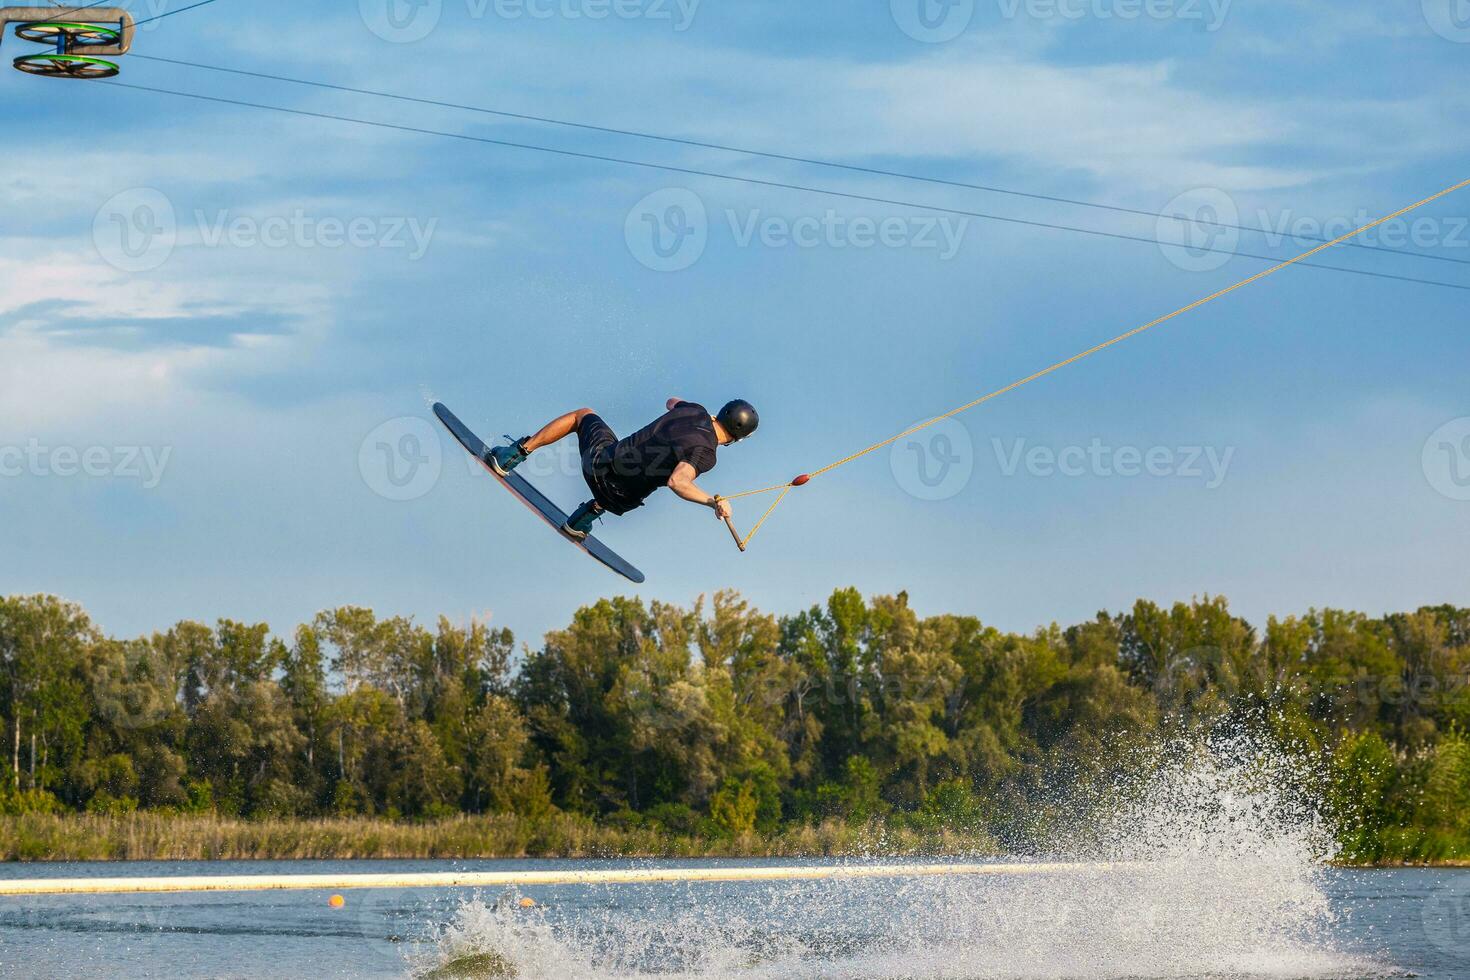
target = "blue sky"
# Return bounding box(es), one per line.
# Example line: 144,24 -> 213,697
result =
2,0 -> 1468,646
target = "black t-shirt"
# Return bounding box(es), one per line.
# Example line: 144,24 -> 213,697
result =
594,402 -> 718,513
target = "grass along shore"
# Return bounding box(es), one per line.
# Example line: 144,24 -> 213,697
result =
0,813 -> 999,863
5,814 -> 1468,866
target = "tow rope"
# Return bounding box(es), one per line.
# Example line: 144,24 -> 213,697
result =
720,176 -> 1470,550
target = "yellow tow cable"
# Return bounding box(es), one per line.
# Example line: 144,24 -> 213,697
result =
720,176 -> 1470,550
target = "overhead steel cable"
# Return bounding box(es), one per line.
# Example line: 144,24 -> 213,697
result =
127,52 -> 1470,271
101,80 -> 1470,294
131,0 -> 223,29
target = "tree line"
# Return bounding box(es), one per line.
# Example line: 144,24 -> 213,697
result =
2,590 -> 1467,861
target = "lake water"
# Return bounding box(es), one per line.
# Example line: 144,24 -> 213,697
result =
4,741 -> 1467,978
0,858 -> 1468,978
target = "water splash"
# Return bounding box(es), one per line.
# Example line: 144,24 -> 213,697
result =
419,729 -> 1392,979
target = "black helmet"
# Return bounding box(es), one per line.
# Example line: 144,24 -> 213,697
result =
717,399 -> 759,441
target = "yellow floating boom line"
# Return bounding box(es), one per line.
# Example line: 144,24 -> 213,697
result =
0,861 -> 1125,896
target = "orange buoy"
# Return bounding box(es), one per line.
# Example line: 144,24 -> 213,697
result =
328,894 -> 345,909
518,897 -> 537,908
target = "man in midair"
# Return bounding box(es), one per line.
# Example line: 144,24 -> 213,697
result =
485,398 -> 759,539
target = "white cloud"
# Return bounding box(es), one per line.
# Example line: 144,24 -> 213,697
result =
849,55 -> 1293,189
234,26 -> 1337,197
0,320 -> 206,432
0,240 -> 332,430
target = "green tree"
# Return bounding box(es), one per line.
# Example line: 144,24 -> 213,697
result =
467,695 -> 532,813
0,595 -> 95,797
709,779 -> 758,838
1328,730 -> 1398,862
0,589 -> 1466,865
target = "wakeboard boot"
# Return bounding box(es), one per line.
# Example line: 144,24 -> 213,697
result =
562,499 -> 604,540
485,436 -> 530,477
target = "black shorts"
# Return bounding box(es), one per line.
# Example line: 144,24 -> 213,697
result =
577,414 -> 618,465
577,414 -> 626,514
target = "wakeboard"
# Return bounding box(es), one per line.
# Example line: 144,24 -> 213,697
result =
433,402 -> 646,584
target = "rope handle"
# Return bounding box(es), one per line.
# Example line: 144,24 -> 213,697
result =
712,495 -> 745,552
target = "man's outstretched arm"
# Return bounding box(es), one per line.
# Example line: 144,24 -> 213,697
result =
667,461 -> 732,519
